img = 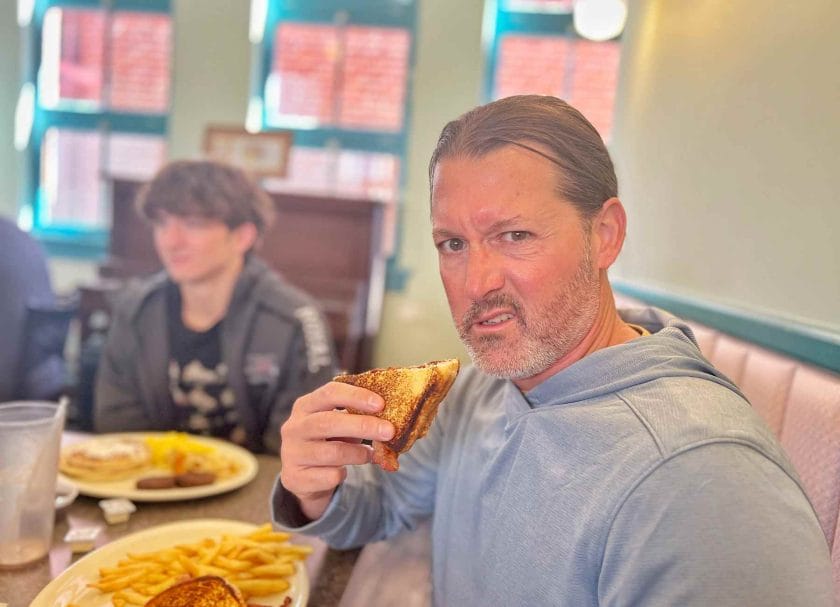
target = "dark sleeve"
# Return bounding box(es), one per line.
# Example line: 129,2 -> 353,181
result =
93,305 -> 154,433
599,444 -> 834,606
262,307 -> 336,454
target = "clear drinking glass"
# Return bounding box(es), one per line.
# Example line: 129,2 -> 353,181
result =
0,400 -> 66,568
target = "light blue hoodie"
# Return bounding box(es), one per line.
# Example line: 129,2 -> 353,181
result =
273,308 -> 833,605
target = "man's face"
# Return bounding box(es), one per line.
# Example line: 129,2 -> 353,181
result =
152,213 -> 252,286
431,146 -> 601,381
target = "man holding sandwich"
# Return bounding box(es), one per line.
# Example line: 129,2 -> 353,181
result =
272,96 -> 833,605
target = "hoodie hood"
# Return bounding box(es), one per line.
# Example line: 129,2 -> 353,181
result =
526,307 -> 744,408
119,256 -> 283,325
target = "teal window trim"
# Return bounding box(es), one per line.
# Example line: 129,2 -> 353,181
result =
279,130 -> 404,156
34,228 -> 109,260
612,280 -> 840,375
34,0 -> 170,16
25,0 -> 172,260
254,1 -> 418,291
36,110 -> 167,133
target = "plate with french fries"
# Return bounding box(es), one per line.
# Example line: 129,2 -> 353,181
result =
59,432 -> 259,502
31,519 -> 311,607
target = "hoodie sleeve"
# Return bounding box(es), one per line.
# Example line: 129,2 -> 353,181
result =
599,442 -> 834,606
261,305 -> 337,455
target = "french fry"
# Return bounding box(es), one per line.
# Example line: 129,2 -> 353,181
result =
235,578 -> 291,596
176,552 -> 199,577
249,562 -> 296,577
213,555 -> 252,571
112,587 -> 149,606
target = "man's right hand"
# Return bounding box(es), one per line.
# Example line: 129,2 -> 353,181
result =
280,381 -> 395,521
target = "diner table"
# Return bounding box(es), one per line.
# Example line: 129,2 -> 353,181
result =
1,434 -> 362,607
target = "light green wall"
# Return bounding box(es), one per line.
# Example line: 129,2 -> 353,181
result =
611,0 -> 840,334
12,0 -> 837,357
168,0 -> 252,159
0,0 -> 21,219
371,0 -> 484,366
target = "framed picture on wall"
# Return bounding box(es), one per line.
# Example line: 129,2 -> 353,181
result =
202,125 -> 293,177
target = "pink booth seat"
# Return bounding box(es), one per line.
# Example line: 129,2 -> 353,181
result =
708,334 -> 750,386
779,365 -> 840,551
738,346 -> 797,436
834,507 -> 840,605
339,520 -> 432,607
685,322 -> 720,358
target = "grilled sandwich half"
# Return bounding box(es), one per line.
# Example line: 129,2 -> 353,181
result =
145,575 -> 245,607
335,358 -> 460,471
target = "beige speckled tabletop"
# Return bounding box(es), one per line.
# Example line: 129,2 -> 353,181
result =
1,449 -> 358,607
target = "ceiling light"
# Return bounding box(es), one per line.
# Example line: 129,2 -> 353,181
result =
573,0 -> 627,42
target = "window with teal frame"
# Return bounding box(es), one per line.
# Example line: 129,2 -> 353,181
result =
18,0 -> 172,259
483,0 -> 622,140
248,0 -> 418,290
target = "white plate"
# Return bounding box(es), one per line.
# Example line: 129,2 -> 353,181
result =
58,433 -> 258,502
30,519 -> 308,607
55,477 -> 79,511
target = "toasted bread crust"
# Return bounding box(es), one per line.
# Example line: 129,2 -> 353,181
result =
145,575 -> 245,606
336,359 -> 459,470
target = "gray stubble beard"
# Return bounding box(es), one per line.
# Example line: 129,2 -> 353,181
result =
457,245 -> 600,380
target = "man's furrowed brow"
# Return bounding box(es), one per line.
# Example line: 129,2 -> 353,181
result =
432,227 -> 459,241
484,215 -> 525,233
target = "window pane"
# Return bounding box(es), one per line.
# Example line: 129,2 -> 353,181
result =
38,8 -> 171,113
263,146 -> 335,195
40,129 -> 168,230
336,150 -> 399,204
493,34 -> 619,139
338,26 -> 410,132
267,22 -> 412,132
495,35 -> 569,99
40,128 -> 105,228
107,133 -> 167,181
39,7 -> 106,109
567,39 -> 620,139
267,23 -> 340,128
109,12 -> 172,113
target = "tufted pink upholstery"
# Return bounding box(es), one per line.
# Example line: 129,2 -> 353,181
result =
738,346 -> 797,436
779,366 -> 840,550
709,334 -> 750,385
834,512 -> 840,605
687,322 -> 720,358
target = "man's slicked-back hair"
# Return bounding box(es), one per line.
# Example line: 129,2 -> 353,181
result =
136,159 -> 275,235
428,95 -> 618,221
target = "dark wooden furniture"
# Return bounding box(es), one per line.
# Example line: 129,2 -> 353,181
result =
80,179 -> 386,374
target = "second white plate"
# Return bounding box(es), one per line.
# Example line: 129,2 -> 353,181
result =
59,433 -> 259,502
